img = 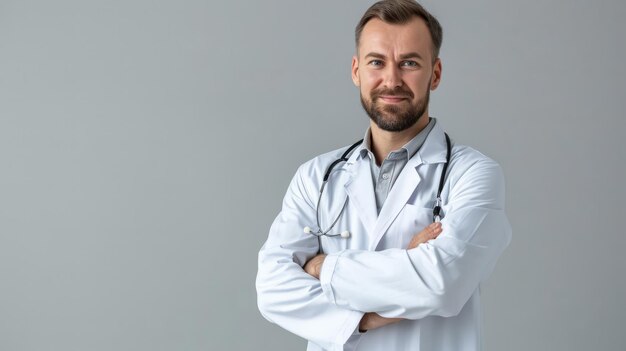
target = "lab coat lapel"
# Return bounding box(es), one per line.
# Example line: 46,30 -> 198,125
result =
369,155 -> 422,250
369,122 -> 450,250
343,156 -> 377,237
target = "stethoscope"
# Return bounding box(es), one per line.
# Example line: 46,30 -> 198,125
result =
303,133 -> 452,239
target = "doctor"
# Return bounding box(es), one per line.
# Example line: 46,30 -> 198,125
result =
256,1 -> 512,350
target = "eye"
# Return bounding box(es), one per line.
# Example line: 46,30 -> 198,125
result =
368,59 -> 383,67
401,60 -> 419,68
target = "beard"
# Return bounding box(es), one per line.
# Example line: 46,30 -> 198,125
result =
360,83 -> 430,132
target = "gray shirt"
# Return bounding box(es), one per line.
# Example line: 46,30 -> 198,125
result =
360,118 -> 436,214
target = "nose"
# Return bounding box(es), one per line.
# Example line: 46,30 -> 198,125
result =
383,65 -> 402,89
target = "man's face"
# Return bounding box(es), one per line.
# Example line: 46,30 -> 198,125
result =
352,17 -> 442,132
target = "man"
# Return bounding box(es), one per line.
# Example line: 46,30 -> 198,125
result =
256,1 -> 512,350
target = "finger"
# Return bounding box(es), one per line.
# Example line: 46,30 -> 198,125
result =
408,235 -> 427,249
408,237 -> 421,249
420,224 -> 436,235
430,227 -> 442,237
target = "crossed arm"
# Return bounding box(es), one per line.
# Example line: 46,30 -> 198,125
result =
257,160 -> 511,348
304,222 -> 443,332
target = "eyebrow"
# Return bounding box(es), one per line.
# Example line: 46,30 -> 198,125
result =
364,52 -> 386,60
363,52 -> 424,61
399,52 -> 424,61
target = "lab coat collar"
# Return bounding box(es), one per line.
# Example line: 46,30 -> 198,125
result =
346,118 -> 447,166
415,119 -> 449,165
346,139 -> 366,165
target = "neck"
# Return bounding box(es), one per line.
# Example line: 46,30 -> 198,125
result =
370,114 -> 429,165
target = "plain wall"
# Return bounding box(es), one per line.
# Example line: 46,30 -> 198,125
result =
1,0 -> 624,350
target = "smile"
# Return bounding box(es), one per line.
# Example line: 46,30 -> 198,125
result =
379,96 -> 408,103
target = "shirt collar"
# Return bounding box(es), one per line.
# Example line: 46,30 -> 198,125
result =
359,117 -> 437,162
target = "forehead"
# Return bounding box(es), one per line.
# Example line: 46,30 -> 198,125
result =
359,17 -> 433,60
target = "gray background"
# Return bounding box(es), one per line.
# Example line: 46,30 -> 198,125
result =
1,0 -> 624,350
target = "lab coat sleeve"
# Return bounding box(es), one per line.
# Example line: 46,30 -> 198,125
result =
256,164 -> 364,349
319,158 -> 512,319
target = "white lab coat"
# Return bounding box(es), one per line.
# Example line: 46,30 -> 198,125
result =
256,122 -> 512,351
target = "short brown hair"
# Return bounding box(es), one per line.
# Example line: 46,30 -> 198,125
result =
355,0 -> 443,62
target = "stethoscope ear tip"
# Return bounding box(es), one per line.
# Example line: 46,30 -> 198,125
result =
340,231 -> 350,238
303,227 -> 312,234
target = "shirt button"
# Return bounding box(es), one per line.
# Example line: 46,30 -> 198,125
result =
382,173 -> 390,180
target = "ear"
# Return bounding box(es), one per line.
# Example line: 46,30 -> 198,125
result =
430,58 -> 442,90
351,55 -> 360,87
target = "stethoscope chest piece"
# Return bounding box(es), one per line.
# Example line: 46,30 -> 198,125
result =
304,226 -> 351,238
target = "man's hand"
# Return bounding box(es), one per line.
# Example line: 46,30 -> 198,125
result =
304,254 -> 326,279
407,222 -> 442,249
359,312 -> 403,332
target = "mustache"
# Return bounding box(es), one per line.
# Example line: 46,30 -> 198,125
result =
371,87 -> 414,100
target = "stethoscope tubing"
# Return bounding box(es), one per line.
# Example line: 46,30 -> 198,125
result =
314,182 -> 349,236
309,133 -> 451,237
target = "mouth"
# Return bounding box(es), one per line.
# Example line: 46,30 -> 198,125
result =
378,95 -> 409,104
